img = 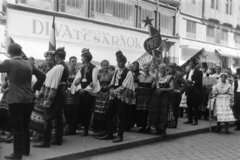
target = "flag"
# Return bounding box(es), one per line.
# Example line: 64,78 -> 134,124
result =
49,16 -> 56,51
181,48 -> 204,69
5,37 -> 28,60
214,49 -> 227,68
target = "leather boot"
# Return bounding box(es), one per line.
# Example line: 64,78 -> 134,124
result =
22,130 -> 30,156
51,119 -> 63,145
33,120 -> 51,148
5,132 -> 23,160
214,122 -> 221,132
225,122 -> 230,134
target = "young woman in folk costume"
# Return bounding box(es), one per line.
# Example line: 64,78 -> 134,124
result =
212,73 -> 235,133
29,51 -> 55,134
135,63 -> 155,133
148,63 -> 173,135
91,60 -> 114,138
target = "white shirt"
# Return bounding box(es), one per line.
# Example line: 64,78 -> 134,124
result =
188,69 -> 195,81
111,67 -> 125,86
237,79 -> 240,92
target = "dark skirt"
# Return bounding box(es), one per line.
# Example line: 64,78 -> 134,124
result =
135,88 -> 152,127
149,90 -> 170,129
92,91 -> 109,131
29,101 -> 46,133
0,93 -> 9,130
234,94 -> 240,120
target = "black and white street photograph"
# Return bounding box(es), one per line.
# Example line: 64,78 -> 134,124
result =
1,0 -> 240,159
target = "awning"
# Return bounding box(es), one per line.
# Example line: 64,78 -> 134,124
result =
11,36 -> 143,65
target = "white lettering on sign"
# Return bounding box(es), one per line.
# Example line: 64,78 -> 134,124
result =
146,38 -> 158,50
30,19 -> 143,50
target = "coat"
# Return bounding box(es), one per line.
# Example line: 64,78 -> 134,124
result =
0,56 -> 46,104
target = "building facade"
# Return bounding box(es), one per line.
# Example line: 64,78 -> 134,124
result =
0,0 -> 180,66
179,0 -> 240,70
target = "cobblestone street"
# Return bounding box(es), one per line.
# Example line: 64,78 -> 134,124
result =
82,128 -> 240,160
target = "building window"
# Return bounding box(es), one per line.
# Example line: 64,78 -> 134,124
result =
206,26 -> 215,43
221,30 -> 228,45
235,33 -> 240,48
18,0 -> 56,11
226,0 -> 232,15
59,0 -> 88,17
159,13 -> 174,36
92,0 -> 135,27
186,20 -> 196,39
211,0 -> 218,10
211,0 -> 214,9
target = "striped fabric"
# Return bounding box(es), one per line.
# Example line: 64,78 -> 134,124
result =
49,16 -> 56,51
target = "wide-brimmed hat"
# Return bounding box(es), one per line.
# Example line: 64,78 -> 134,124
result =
116,51 -> 127,63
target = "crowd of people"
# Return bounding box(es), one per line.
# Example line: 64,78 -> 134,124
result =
0,43 -> 240,160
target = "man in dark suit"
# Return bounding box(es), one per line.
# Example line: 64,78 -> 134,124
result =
167,63 -> 187,127
184,58 -> 203,125
0,43 -> 46,160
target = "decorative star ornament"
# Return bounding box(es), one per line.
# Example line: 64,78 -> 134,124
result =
142,16 -> 153,27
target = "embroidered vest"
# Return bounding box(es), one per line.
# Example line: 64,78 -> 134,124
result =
113,68 -> 129,88
234,79 -> 238,94
80,63 -> 95,89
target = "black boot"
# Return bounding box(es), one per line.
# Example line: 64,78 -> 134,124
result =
22,130 -> 30,156
33,120 -> 51,148
5,132 -> 23,160
225,122 -> 229,134
51,120 -> 63,145
214,122 -> 221,133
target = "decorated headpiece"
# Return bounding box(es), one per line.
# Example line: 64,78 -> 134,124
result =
220,72 -> 228,78
116,51 -> 127,63
44,50 -> 55,58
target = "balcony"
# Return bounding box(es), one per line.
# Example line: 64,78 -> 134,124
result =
158,0 -> 180,7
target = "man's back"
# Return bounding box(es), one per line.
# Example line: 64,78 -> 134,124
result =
0,57 -> 46,104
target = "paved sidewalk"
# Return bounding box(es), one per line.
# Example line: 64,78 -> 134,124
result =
84,128 -> 240,160
0,118 -> 217,160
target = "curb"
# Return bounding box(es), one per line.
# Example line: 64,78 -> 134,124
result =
46,126 -> 214,160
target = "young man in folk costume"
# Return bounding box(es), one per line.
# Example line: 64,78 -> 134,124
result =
71,48 -> 100,136
0,43 -> 46,160
33,47 -> 70,148
167,63 -> 187,127
99,51 -> 135,143
234,68 -> 240,130
184,58 -> 203,126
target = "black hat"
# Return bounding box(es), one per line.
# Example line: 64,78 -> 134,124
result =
188,58 -> 198,65
116,51 -> 127,63
201,62 -> 208,68
167,63 -> 177,68
55,47 -> 66,59
81,48 -> 92,62
236,68 -> 240,75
